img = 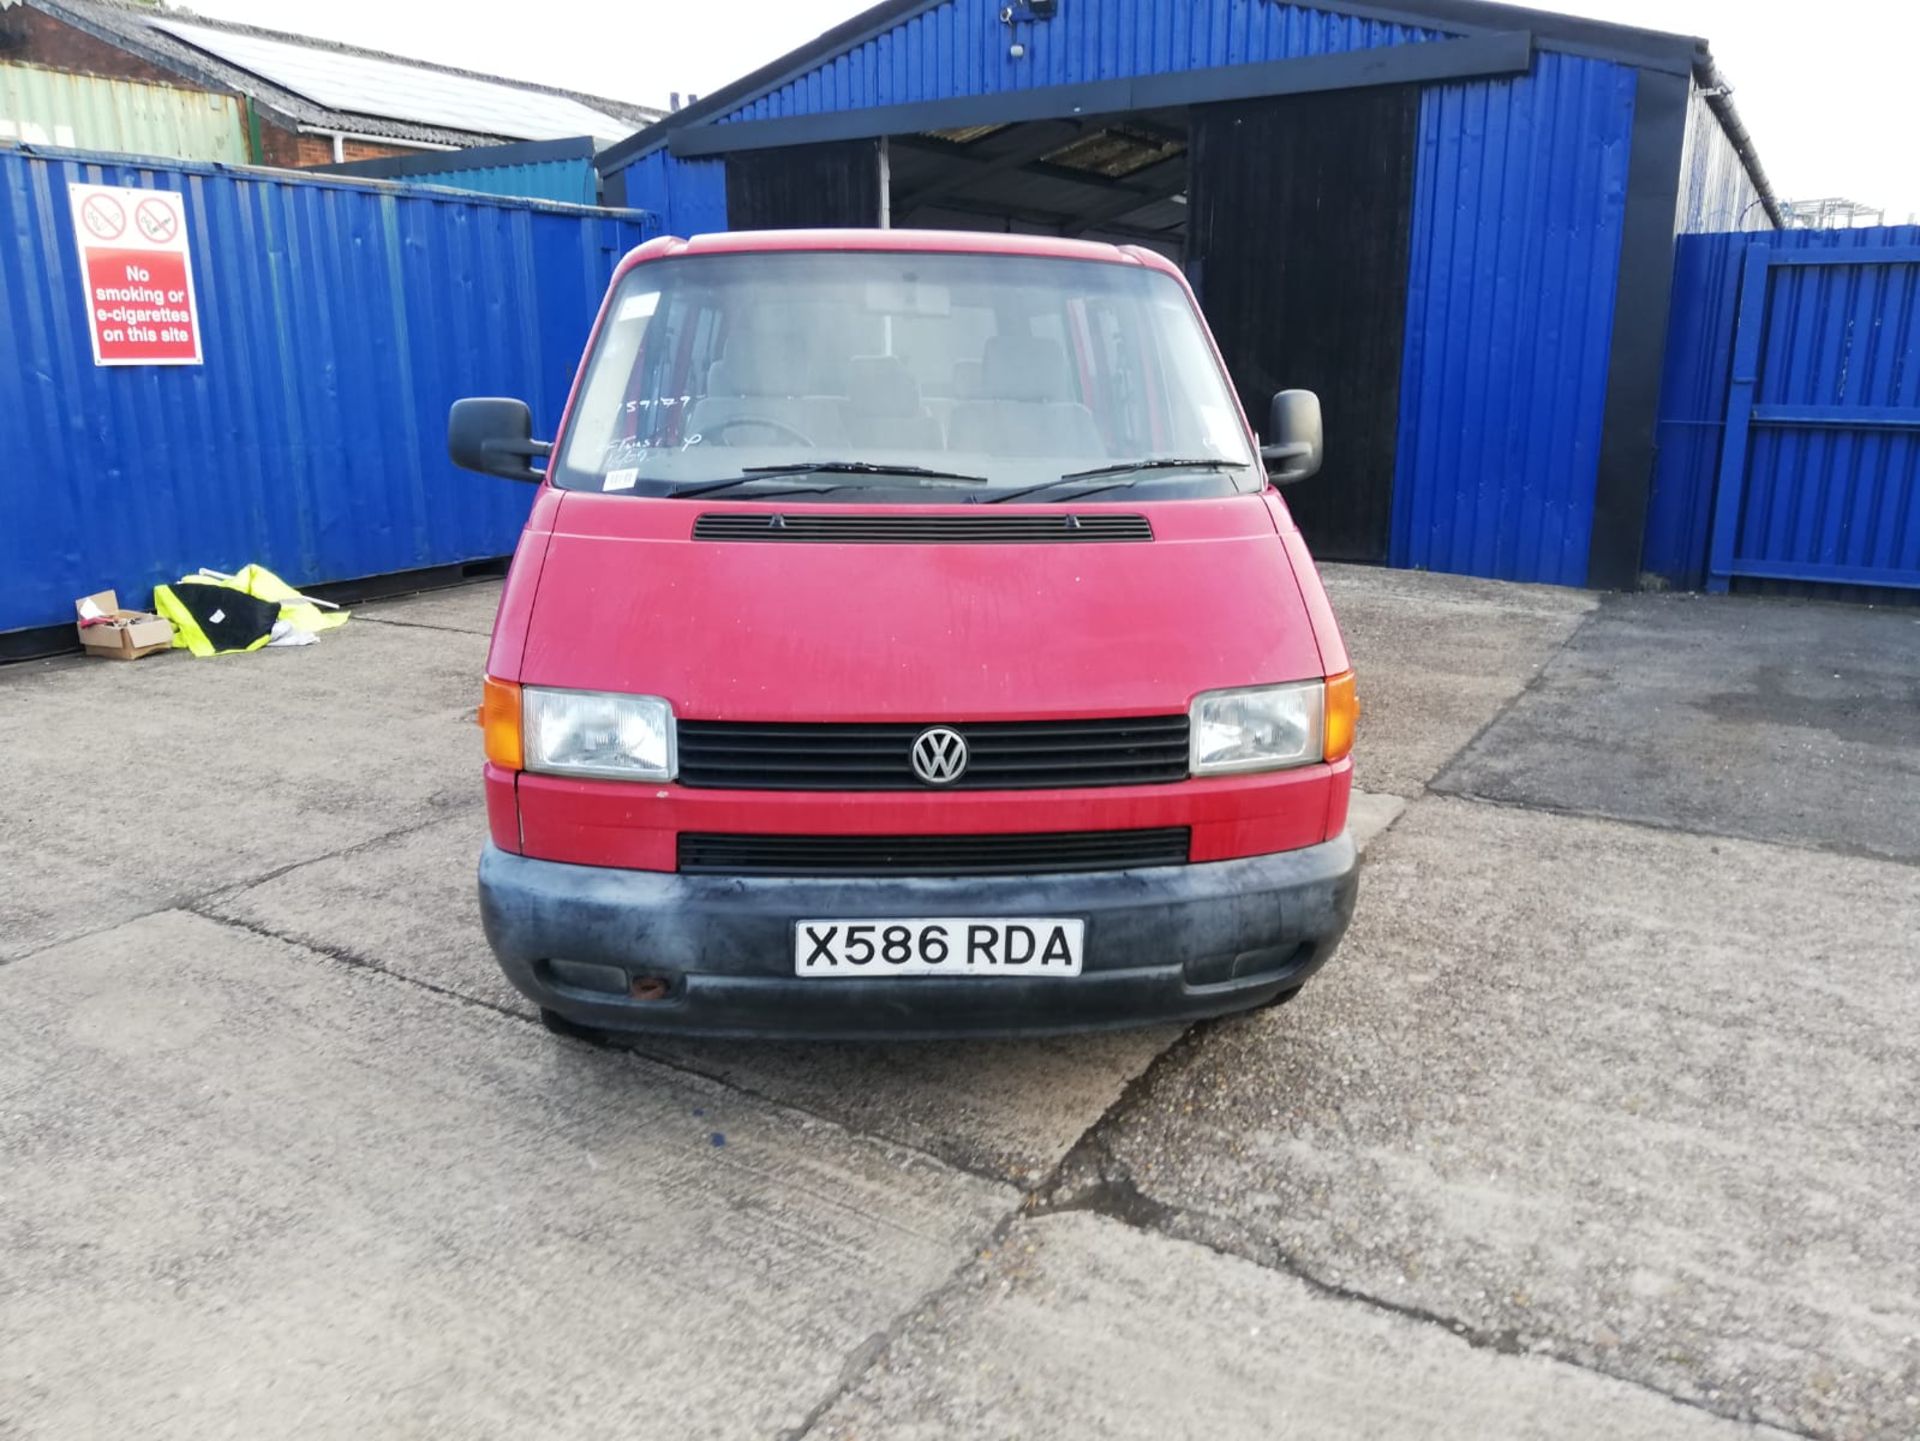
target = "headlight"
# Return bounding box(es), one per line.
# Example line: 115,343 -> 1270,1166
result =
1190,681 -> 1324,775
523,688 -> 675,781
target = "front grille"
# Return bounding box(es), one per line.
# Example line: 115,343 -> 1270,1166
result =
677,827 -> 1190,876
692,513 -> 1154,543
676,716 -> 1191,791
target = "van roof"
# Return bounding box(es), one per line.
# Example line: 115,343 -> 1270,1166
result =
623,228 -> 1179,274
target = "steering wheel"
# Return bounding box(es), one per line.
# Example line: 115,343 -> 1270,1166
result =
705,415 -> 817,448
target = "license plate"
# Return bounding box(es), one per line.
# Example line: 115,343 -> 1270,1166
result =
794,918 -> 1084,977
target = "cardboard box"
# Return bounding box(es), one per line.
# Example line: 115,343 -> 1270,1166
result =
75,590 -> 174,661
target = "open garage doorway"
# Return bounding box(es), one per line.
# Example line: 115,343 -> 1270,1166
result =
719,86 -> 1419,563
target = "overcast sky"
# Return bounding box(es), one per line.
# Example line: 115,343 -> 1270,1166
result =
186,0 -> 1919,222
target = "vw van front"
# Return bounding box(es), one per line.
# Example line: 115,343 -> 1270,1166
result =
453,230 -> 1358,1041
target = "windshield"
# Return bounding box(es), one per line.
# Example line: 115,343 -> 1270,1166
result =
554,250 -> 1255,499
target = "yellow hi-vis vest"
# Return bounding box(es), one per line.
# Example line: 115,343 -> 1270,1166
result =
152,565 -> 350,657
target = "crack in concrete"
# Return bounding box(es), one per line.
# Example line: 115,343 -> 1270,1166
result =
1,901 -> 184,971
1424,596 -> 1611,801
1028,1093 -> 1819,1440
353,615 -> 494,637
766,1026 -> 1217,1434
1433,783 -> 1920,870
193,810 -> 479,906
612,1041 -> 1020,1187
181,902 -> 1017,1194
779,1208 -> 1028,1441
185,904 -> 534,1026
0,810 -> 477,973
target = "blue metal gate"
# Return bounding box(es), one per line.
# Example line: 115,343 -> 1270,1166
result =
1707,244 -> 1920,592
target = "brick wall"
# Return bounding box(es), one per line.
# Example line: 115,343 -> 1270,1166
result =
255,129 -> 418,168
341,139 -> 412,162
0,7 -> 182,85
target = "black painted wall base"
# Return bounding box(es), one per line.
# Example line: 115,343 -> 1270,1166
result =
1188,85 -> 1418,563
725,139 -> 883,228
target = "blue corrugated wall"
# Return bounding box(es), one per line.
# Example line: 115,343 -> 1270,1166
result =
1391,53 -> 1637,585
1645,224 -> 1920,588
0,147 -> 655,635
399,157 -> 598,206
719,0 -> 1445,115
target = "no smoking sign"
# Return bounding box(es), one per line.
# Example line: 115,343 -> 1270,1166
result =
80,192 -> 126,241
67,182 -> 203,367
136,198 -> 179,243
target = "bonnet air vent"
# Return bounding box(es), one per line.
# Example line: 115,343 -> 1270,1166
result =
692,513 -> 1154,543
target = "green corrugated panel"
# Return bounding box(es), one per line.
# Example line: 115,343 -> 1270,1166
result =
0,63 -> 248,163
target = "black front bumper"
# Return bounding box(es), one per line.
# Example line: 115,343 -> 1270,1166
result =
478,835 -> 1358,1041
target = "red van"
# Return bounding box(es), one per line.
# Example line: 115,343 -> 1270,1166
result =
452,230 -> 1358,1041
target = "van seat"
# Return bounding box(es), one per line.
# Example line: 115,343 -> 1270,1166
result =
688,345 -> 847,450
842,356 -> 943,450
946,336 -> 1102,458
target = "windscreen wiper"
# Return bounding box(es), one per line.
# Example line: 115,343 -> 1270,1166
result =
1057,457 -> 1250,483
984,457 -> 1248,504
740,460 -> 989,483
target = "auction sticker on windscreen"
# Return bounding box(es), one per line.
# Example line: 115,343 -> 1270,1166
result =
68,182 -> 203,366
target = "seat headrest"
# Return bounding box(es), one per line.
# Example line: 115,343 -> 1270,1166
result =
980,335 -> 1074,402
845,356 -> 922,417
711,312 -> 820,397
708,349 -> 791,398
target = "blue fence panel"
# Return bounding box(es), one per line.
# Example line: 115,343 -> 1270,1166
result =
1645,223 -> 1920,588
1704,244 -> 1920,592
1390,52 -> 1637,586
0,147 -> 656,635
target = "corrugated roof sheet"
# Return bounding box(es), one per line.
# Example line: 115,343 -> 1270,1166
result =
25,0 -> 662,148
1041,127 -> 1184,180
152,18 -> 638,144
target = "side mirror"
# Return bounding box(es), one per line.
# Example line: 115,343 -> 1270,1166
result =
1260,389 -> 1323,486
449,397 -> 551,484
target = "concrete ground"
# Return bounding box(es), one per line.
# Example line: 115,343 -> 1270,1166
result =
2,567 -> 1913,1440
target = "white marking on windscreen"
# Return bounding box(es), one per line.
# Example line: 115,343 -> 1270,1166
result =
616,290 -> 660,323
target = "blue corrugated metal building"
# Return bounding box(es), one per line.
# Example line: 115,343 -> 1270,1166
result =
595,0 -> 1780,588
319,137 -> 601,206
